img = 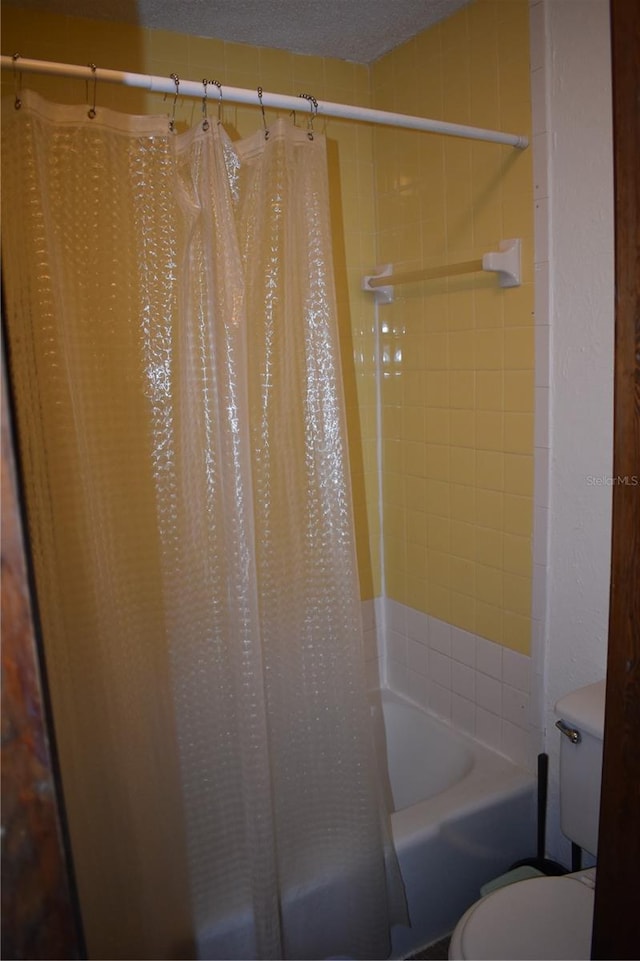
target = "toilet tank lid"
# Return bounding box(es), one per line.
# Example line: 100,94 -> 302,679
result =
555,680 -> 606,739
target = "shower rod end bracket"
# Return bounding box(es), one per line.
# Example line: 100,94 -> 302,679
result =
362,264 -> 394,304
482,238 -> 521,288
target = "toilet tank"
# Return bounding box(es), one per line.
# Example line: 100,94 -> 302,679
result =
555,679 -> 606,857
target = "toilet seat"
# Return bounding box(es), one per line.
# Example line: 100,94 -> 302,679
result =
448,870 -> 595,960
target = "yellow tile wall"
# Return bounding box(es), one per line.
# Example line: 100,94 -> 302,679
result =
372,0 -> 534,654
1,4 -> 381,599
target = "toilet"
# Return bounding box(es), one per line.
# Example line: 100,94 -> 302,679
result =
449,679 -> 605,960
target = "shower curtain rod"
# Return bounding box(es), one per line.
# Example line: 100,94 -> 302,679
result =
1,55 -> 529,149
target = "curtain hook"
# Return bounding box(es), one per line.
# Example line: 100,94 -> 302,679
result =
12,53 -> 22,110
86,63 -> 97,119
299,92 -> 318,140
201,78 -> 210,131
168,73 -> 180,132
211,80 -> 223,124
257,86 -> 269,140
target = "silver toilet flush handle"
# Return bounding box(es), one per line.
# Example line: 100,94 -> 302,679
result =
556,719 -> 582,744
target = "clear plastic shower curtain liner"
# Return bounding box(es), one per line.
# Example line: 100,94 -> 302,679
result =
1,91 -> 407,961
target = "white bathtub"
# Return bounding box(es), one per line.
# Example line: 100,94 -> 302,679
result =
375,689 -> 536,958
199,689 -> 536,960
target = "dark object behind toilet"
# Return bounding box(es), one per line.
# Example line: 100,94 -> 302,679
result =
509,753 -> 568,876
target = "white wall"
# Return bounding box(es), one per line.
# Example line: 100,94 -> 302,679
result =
535,0 -> 614,864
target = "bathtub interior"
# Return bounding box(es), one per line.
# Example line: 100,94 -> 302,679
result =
376,694 -> 475,811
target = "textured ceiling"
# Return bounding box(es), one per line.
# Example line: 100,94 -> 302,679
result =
9,0 -> 471,63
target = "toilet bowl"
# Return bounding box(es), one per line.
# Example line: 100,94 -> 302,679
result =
448,868 -> 595,960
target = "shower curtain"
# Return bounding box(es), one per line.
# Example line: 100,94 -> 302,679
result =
1,91 -> 405,960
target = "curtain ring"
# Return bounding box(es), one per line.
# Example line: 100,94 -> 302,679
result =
299,92 -> 318,140
12,53 -> 22,110
201,79 -> 210,131
168,73 -> 180,132
257,86 -> 269,140
211,80 -> 223,124
87,63 -> 97,119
